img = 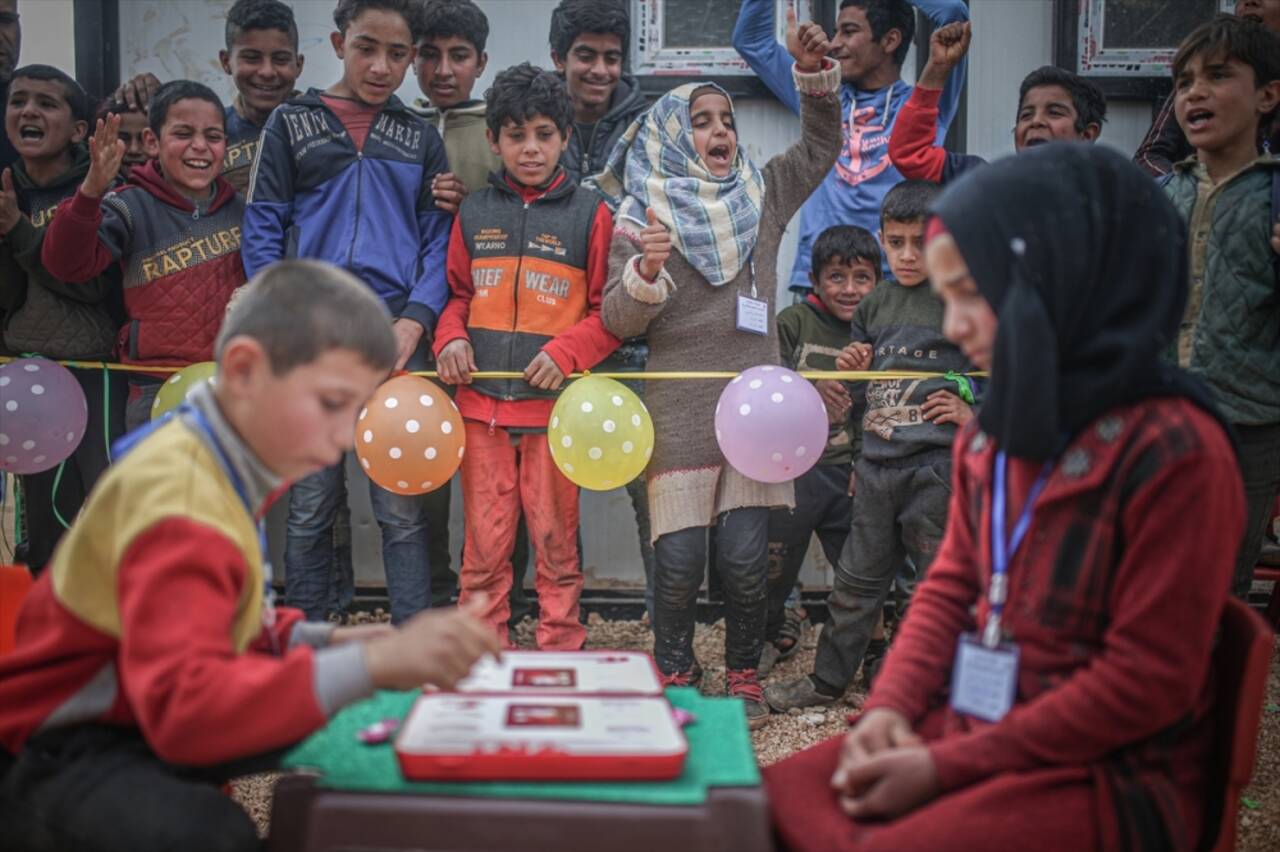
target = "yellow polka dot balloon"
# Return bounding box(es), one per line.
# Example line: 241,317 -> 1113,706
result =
151,361 -> 217,421
548,376 -> 653,491
357,375 -> 465,495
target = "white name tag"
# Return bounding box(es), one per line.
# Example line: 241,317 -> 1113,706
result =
736,294 -> 769,336
950,633 -> 1019,723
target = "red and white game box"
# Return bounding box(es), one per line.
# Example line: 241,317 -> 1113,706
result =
447,650 -> 665,697
394,693 -> 687,781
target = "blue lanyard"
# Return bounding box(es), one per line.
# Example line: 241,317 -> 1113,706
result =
985,451 -> 1053,648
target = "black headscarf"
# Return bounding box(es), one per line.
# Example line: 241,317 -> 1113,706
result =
929,143 -> 1224,461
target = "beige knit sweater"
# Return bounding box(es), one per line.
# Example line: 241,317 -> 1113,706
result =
602,63 -> 843,541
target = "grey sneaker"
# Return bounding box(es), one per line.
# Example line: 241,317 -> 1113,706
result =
758,643 -> 782,678
726,668 -> 770,729
764,675 -> 838,712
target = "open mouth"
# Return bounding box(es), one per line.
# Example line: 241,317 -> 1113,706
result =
706,143 -> 732,167
182,158 -> 213,171
249,83 -> 285,97
1023,135 -> 1049,147
18,124 -> 44,142
1186,108 -> 1214,131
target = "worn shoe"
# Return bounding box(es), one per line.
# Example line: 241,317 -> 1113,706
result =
758,642 -> 782,678
764,675 -> 839,712
726,668 -> 770,729
860,638 -> 889,692
660,662 -> 704,689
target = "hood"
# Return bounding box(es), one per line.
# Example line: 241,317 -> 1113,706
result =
126,158 -> 239,214
12,142 -> 91,195
412,98 -> 487,122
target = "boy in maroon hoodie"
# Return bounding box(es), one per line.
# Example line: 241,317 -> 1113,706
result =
42,80 -> 245,428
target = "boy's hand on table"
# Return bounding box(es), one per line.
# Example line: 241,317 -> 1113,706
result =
83,115 -> 126,199
919,21 -> 971,89
437,339 -> 476,384
836,342 -> 872,372
113,72 -> 162,111
785,6 -> 831,73
921,390 -> 973,427
638,207 -> 671,281
815,379 -> 851,424
0,169 -> 21,236
833,746 -> 940,821
431,172 -> 467,215
524,351 -> 566,390
392,318 -> 425,371
363,594 -> 502,691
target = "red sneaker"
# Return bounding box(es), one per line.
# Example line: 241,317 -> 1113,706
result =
726,668 -> 769,729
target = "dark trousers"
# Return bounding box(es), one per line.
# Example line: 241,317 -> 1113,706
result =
16,368 -> 126,574
652,507 -> 769,674
765,462 -> 852,642
1233,423 -> 1280,598
0,725 -> 278,852
813,452 -> 951,692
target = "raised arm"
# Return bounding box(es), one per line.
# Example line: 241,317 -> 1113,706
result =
601,217 -> 675,342
732,0 -> 802,115
913,0 -> 970,132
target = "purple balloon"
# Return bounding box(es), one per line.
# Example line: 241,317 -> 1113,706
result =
715,365 -> 828,484
0,359 -> 88,475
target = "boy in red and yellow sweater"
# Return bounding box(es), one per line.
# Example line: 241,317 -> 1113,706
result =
434,64 -> 618,650
0,261 -> 500,852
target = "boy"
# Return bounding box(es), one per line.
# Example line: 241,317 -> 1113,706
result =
41,80 -> 245,430
0,260 -> 501,852
97,98 -> 150,180
760,226 -> 881,677
0,65 -> 125,574
434,63 -> 619,650
244,0 -> 451,625
890,22 -> 1107,183
548,0 -> 647,183
734,0 -> 968,294
766,180 -> 976,712
1161,14 -> 1280,598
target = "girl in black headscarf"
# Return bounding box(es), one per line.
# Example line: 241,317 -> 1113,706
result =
764,144 -> 1245,852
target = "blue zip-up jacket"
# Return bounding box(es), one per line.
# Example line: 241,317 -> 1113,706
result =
733,0 -> 968,292
242,90 -> 451,330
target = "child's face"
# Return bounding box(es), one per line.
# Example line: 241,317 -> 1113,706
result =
415,34 -> 486,109
812,257 -> 878,322
116,109 -> 150,176
879,219 -> 927,287
1174,53 -> 1280,157
5,78 -> 87,164
928,234 -> 997,371
331,8 -> 415,106
1236,0 -> 1280,33
1014,85 -> 1098,149
220,27 -> 304,120
553,32 -> 623,116
146,98 -> 227,199
830,4 -> 895,85
488,115 -> 568,186
690,91 -> 737,178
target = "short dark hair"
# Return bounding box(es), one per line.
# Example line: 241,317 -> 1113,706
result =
333,0 -> 421,41
1172,14 -> 1280,88
226,0 -> 299,52
548,0 -> 629,61
10,64 -> 91,123
811,225 -> 882,279
97,96 -> 145,124
416,0 -> 489,53
147,80 -> 226,134
217,260 -> 397,374
840,0 -> 916,68
1018,66 -> 1107,132
484,62 -> 573,136
880,179 -> 942,227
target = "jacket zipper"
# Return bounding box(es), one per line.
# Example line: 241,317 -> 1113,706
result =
505,199 -> 532,401
347,151 -> 364,268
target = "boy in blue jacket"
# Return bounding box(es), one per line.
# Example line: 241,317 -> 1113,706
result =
243,0 -> 451,626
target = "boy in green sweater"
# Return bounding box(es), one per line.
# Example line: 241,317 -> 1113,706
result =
766,180 -> 976,711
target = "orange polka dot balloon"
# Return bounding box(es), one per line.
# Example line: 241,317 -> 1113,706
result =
357,375 -> 464,495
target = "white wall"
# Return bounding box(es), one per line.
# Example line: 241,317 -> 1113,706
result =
12,0 -> 75,74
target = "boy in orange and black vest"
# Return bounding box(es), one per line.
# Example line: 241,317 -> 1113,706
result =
434,63 -> 618,651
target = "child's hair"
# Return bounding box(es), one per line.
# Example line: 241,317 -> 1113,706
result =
147,80 -> 225,134
485,62 -> 573,136
333,0 -> 421,41
217,260 -> 397,374
880,179 -> 943,227
548,0 -> 629,60
1172,14 -> 1280,88
1018,66 -> 1107,132
417,0 -> 489,53
226,0 -> 299,52
9,64 -> 91,123
839,0 -> 915,68
812,225 -> 883,279
98,96 -> 141,120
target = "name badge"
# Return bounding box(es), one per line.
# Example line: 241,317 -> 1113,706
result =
736,294 -> 769,336
950,633 -> 1019,723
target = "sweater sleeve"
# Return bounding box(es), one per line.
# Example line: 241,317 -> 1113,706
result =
241,109 -> 295,279
541,202 -> 622,374
40,190 -> 130,284
776,306 -> 801,370
762,63 -> 843,230
117,518 -> 373,766
914,0 -> 970,132
731,0 -> 801,115
889,86 -> 949,182
404,127 -> 452,331
431,214 -> 474,356
923,439 -> 1243,793
1133,93 -> 1190,178
4,216 -> 113,303
600,222 -> 675,341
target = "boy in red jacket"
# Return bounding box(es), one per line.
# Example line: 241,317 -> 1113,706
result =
42,80 -> 245,428
435,64 -> 618,651
0,260 -> 500,852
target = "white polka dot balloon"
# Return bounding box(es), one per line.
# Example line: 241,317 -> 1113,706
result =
548,376 -> 654,491
715,364 -> 827,483
0,358 -> 88,474
356,375 -> 464,495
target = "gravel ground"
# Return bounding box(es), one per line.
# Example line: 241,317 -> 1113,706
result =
226,613 -> 1277,848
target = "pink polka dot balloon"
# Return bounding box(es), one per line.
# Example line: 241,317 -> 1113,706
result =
0,358 -> 88,475
356,375 -> 464,495
715,365 -> 827,484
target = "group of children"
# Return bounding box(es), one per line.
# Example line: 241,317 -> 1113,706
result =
0,0 -> 1278,848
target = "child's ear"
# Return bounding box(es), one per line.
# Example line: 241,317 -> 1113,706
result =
217,336 -> 268,398
218,49 -> 232,76
1258,79 -> 1280,117
809,271 -> 819,288
486,127 -> 500,155
1080,122 -> 1102,142
477,51 -> 489,76
330,31 -> 346,59
70,119 -> 89,145
550,51 -> 567,74
879,29 -> 903,64
143,128 -> 161,158
295,53 -> 306,75
559,126 -> 571,152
